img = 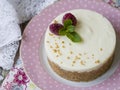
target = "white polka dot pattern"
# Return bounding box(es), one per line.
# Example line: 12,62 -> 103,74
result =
21,0 -> 120,90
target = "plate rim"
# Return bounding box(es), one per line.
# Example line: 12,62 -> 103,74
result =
20,0 -> 120,89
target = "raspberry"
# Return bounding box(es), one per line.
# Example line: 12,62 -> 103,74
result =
62,13 -> 77,26
49,23 -> 64,35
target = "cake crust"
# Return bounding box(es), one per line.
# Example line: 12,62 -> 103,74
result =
48,54 -> 114,82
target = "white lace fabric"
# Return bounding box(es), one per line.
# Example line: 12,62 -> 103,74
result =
8,0 -> 58,23
0,0 -> 21,48
0,42 -> 19,70
0,0 -> 21,70
0,0 -> 58,83
0,0 -> 58,71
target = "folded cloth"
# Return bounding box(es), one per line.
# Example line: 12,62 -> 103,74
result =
8,0 -> 58,23
0,0 -> 21,48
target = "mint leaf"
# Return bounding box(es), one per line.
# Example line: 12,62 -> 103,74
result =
64,19 -> 72,28
66,25 -> 75,32
66,32 -> 82,42
59,28 -> 66,35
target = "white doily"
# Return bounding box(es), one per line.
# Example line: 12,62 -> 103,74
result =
8,0 -> 58,23
0,0 -> 21,48
0,0 -> 21,70
0,41 -> 19,70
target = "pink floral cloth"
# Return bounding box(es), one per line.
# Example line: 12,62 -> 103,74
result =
1,0 -> 120,90
3,68 -> 29,90
1,60 -> 40,90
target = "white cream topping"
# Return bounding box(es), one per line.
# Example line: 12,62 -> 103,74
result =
44,9 -> 116,72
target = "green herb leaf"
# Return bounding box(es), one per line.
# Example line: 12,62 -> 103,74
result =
64,19 -> 72,28
66,25 -> 75,32
66,32 -> 82,42
59,28 -> 66,35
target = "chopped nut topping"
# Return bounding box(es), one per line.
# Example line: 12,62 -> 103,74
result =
62,41 -> 65,44
56,44 -> 59,48
50,46 -> 53,48
74,56 -> 81,60
67,56 -> 70,59
58,50 -> 62,55
60,62 -> 63,64
53,48 -> 62,55
49,33 -> 54,36
54,20 -> 58,23
53,49 -> 57,53
60,53 -> 62,55
100,48 -> 103,51
72,61 -> 76,64
55,43 -> 57,45
95,60 -> 100,64
80,61 -> 85,65
62,45 -> 65,48
70,51 -> 73,54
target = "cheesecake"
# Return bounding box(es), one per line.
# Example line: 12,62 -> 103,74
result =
44,9 -> 116,82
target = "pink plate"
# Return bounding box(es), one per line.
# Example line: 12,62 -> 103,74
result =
20,0 -> 120,90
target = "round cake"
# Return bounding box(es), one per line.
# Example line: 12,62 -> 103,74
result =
44,9 -> 116,82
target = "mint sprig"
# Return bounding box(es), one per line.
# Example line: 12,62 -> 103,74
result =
66,32 -> 82,42
66,25 -> 75,32
59,28 -> 66,35
59,19 -> 82,42
64,19 -> 72,28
